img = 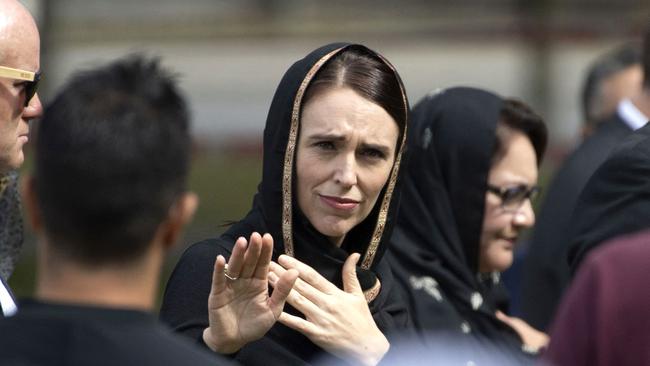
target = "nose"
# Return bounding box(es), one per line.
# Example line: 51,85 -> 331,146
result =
23,93 -> 43,119
513,199 -> 535,228
333,154 -> 357,187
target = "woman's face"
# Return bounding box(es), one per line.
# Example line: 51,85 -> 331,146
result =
479,129 -> 537,273
296,87 -> 399,246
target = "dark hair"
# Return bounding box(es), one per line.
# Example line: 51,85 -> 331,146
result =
582,43 -> 641,125
34,55 -> 191,265
302,46 -> 407,140
492,99 -> 548,166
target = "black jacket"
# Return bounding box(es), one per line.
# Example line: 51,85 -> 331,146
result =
519,112 -> 632,331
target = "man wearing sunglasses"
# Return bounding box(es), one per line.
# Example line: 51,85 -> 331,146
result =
0,0 -> 43,317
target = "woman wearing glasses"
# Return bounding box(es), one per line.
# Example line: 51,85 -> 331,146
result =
387,87 -> 548,360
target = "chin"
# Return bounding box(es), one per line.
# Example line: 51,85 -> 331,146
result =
312,218 -> 354,241
494,257 -> 514,272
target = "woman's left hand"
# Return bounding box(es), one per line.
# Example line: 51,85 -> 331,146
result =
268,253 -> 389,366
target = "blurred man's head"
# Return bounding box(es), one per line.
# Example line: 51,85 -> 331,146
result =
582,43 -> 642,135
0,0 -> 43,173
25,55 -> 196,268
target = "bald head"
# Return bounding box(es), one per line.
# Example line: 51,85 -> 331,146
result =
0,0 -> 41,173
0,0 -> 40,65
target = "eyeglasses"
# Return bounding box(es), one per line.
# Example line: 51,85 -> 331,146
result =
486,183 -> 541,211
0,65 -> 41,107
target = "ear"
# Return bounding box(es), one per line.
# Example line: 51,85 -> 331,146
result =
20,174 -> 43,234
160,192 -> 198,251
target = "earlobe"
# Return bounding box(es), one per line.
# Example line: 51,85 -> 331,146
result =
161,192 -> 199,250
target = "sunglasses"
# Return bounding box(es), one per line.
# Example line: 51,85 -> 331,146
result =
487,183 -> 541,211
0,65 -> 41,107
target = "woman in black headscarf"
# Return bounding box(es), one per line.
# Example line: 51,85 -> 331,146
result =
160,43 -> 409,365
388,87 -> 548,358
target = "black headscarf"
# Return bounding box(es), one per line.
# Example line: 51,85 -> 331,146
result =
568,122 -> 650,273
388,87 -> 525,351
221,42 -> 408,294
161,42 -> 410,365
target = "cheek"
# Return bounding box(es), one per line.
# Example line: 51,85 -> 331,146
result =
361,164 -> 392,201
481,199 -> 502,236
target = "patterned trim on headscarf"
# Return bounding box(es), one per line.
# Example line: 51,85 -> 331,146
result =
361,53 -> 408,270
282,48 -> 343,257
282,46 -> 408,272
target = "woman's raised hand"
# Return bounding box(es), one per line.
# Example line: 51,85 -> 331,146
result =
202,232 -> 298,354
268,253 -> 389,366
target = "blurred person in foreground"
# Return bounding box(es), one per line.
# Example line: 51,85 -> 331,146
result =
544,229 -> 650,366
519,42 -> 644,331
0,55 -> 229,365
0,0 -> 44,316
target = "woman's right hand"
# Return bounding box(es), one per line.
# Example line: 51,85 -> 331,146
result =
202,232 -> 299,354
496,311 -> 549,353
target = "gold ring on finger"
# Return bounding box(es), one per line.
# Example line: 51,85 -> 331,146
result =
224,263 -> 239,281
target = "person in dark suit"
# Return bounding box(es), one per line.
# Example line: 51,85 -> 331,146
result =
0,55 -> 229,365
519,42 -> 645,331
0,0 -> 44,316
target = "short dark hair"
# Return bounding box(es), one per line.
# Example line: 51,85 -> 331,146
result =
582,43 -> 641,124
34,55 -> 191,265
492,99 -> 548,166
302,45 -> 407,142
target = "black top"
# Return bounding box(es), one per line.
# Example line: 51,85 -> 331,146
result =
387,87 -> 530,358
0,300 -> 229,366
160,43 -> 410,365
567,121 -> 650,273
519,112 -> 632,331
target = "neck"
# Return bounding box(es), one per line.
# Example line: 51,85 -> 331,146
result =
35,239 -> 163,312
630,89 -> 650,117
328,234 -> 345,247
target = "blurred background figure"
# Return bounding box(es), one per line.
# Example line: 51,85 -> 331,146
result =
0,0 -> 44,317
518,42 -> 644,331
544,229 -> 650,366
581,43 -> 643,137
0,55 -> 229,365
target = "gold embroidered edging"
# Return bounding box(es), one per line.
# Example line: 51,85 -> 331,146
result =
364,278 -> 382,303
361,54 -> 409,270
282,48 -> 344,257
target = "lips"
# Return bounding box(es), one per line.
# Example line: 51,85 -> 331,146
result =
499,237 -> 517,249
319,194 -> 360,211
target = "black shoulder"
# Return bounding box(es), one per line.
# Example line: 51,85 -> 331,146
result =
159,237 -> 234,340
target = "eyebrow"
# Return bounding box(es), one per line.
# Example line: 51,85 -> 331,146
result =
307,133 -> 393,155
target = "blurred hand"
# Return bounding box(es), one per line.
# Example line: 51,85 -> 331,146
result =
496,310 -> 549,352
269,253 -> 389,366
202,232 -> 298,354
